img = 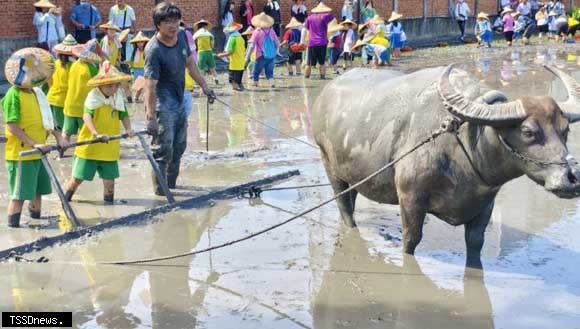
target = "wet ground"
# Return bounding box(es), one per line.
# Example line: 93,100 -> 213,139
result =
1,40 -> 580,328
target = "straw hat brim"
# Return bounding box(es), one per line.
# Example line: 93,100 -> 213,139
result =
72,45 -> 101,64
340,19 -> 358,28
53,44 -> 76,55
351,40 -> 366,51
119,29 -> 131,42
388,13 -> 403,22
251,14 -> 275,28
328,24 -> 346,33
548,11 -> 557,16
501,8 -> 514,15
100,23 -> 121,32
130,34 -> 150,44
370,15 -> 385,24
4,48 -> 54,88
194,20 -> 212,29
242,27 -> 255,36
311,3 -> 332,13
224,23 -> 243,33
87,74 -> 132,87
477,13 -> 489,19
34,0 -> 56,8
286,18 -> 303,29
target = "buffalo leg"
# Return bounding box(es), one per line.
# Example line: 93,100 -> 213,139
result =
464,202 -> 493,269
323,165 -> 357,227
399,197 -> 427,255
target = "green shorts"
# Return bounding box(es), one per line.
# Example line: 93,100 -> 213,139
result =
63,115 -> 84,136
6,160 -> 52,201
73,158 -> 119,181
197,51 -> 216,71
51,105 -> 64,130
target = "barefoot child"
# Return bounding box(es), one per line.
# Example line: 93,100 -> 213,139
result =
64,61 -> 134,203
99,21 -> 122,67
475,12 -> 492,47
128,31 -> 149,102
193,19 -> 219,85
340,19 -> 357,69
281,18 -> 305,76
386,11 -> 404,59
218,22 -> 247,91
502,7 -> 515,47
2,48 -> 66,227
63,39 -> 101,143
328,20 -> 344,75
47,34 -> 78,130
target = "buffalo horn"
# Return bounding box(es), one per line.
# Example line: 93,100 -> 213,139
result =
437,64 -> 527,126
544,65 -> 580,123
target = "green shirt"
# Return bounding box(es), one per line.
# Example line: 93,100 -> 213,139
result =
2,86 -> 21,123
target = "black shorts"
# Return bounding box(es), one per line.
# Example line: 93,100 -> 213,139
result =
504,31 -> 514,42
538,24 -> 549,33
229,70 -> 244,85
343,52 -> 353,61
557,23 -> 569,35
288,52 -> 302,65
308,46 -> 327,66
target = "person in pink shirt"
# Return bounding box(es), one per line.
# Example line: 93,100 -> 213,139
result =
502,7 -> 515,46
304,3 -> 334,80
245,13 -> 279,88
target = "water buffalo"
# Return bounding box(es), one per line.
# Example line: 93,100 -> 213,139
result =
313,65 -> 580,266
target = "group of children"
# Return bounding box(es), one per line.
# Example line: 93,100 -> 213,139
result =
2,29 -> 139,228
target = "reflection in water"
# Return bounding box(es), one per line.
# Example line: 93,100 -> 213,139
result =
313,228 -> 494,329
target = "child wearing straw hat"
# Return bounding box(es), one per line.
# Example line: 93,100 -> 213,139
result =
386,12 -> 405,59
2,47 -> 66,227
193,19 -> 219,86
63,39 -> 102,143
99,21 -> 122,67
475,12 -> 493,47
502,7 -> 516,46
328,20 -> 345,75
218,22 -> 247,91
47,34 -> 78,131
353,35 -> 391,68
33,0 -> 65,52
340,19 -> 357,69
245,13 -> 280,88
128,31 -> 149,80
281,17 -> 306,76
64,61 -> 134,203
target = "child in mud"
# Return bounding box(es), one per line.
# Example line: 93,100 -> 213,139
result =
386,12 -> 404,59
193,19 -> 219,86
128,31 -> 150,102
502,7 -> 515,46
47,34 -> 78,131
352,35 -> 391,68
474,12 -> 493,47
218,22 -> 247,91
340,19 -> 357,69
64,61 -> 135,203
2,48 -> 66,227
63,39 -> 101,143
328,21 -> 344,75
281,17 -> 305,76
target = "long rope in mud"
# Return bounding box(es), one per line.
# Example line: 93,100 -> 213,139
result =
214,98 -> 320,149
101,124 -> 453,265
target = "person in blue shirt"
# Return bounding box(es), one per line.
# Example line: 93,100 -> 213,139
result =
70,0 -> 102,43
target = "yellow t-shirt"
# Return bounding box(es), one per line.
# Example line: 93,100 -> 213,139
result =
370,35 -> 390,49
184,70 -> 194,91
132,50 -> 145,69
3,88 -> 48,161
63,60 -> 98,118
75,104 -> 126,161
226,34 -> 246,71
194,29 -> 214,53
47,59 -> 71,107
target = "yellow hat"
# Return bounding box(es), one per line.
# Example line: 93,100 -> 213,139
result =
388,12 -> 403,23
328,20 -> 345,33
223,22 -> 243,33
340,19 -> 357,28
34,0 -> 55,9
311,2 -> 332,14
53,34 -> 78,55
130,31 -> 150,44
100,21 -> 121,32
72,39 -> 102,64
4,47 -> 54,88
194,19 -> 212,30
477,12 -> 489,20
87,61 -> 131,87
370,15 -> 385,25
286,17 -> 303,29
119,28 -> 131,42
242,26 -> 255,36
251,13 -> 274,28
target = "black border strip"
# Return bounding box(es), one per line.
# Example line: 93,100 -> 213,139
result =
0,170 -> 300,262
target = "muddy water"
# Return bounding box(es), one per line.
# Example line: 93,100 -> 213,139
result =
1,42 -> 580,328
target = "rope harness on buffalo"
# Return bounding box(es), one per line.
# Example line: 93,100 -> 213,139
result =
100,116 -> 462,265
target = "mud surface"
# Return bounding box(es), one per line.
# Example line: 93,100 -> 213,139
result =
1,42 -> 580,328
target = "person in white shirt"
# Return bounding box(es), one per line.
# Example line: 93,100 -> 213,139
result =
109,0 -> 136,72
517,0 -> 531,17
33,0 -> 65,53
454,0 -> 471,41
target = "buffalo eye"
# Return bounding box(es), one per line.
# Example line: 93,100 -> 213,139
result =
521,126 -> 536,141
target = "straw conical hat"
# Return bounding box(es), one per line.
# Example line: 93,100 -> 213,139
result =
351,39 -> 366,52
118,28 -> 131,42
358,22 -> 369,32
340,19 -> 357,28
87,61 -> 131,87
194,19 -> 212,30
370,15 -> 385,24
286,17 -> 303,29
4,47 -> 54,88
242,26 -> 255,36
328,20 -> 345,33
501,6 -> 514,15
72,39 -> 102,64
223,22 -> 243,33
477,12 -> 489,20
34,0 -> 55,8
130,31 -> 150,44
53,34 -> 78,55
388,12 -> 403,22
548,11 -> 557,16
100,21 -> 121,32
251,13 -> 274,28
513,11 -> 521,18
311,2 -> 332,13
